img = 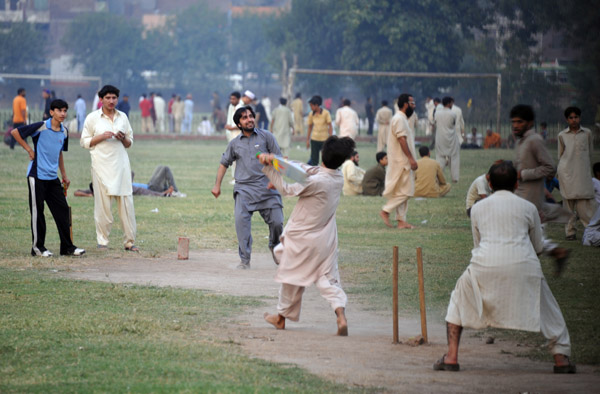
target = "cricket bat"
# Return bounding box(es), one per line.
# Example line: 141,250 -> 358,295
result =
256,152 -> 308,184
62,180 -> 73,242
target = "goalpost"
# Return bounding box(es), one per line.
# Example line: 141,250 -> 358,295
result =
286,68 -> 502,136
0,73 -> 102,90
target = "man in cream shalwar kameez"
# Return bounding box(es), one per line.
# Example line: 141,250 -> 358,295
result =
380,94 -> 418,229
375,101 -> 393,152
434,97 -> 461,182
261,136 -> 354,336
434,161 -> 575,374
80,85 -> 137,250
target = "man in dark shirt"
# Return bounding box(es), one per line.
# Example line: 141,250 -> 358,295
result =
362,151 -> 387,196
116,94 -> 131,117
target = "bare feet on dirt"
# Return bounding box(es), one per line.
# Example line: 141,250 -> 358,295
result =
335,307 -> 348,336
264,312 -> 285,330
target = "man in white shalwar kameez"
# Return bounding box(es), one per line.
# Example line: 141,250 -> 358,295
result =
434,161 -> 575,374
434,97 -> 461,182
261,136 -> 356,336
80,85 -> 138,251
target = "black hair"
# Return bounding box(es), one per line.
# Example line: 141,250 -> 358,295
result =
321,136 -> 355,169
433,97 -> 441,104
397,93 -> 411,109
230,91 -> 241,99
279,97 -> 287,105
233,106 -> 255,128
564,106 -> 581,119
540,121 -> 547,128
376,151 -> 387,162
593,162 -> 600,175
419,146 -> 430,157
442,96 -> 453,106
510,104 -> 535,122
488,160 -> 518,192
50,99 -> 68,111
98,85 -> 120,98
17,87 -> 25,95
343,98 -> 351,106
308,95 -> 322,106
295,92 -> 301,99
381,100 -> 388,106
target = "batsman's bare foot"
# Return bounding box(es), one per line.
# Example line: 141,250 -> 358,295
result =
264,312 -> 285,330
379,210 -> 394,228
335,307 -> 348,336
397,220 -> 415,229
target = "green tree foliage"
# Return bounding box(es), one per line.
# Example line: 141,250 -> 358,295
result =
61,12 -> 147,93
0,23 -> 46,73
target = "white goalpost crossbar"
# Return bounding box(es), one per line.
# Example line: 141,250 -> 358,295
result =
286,68 -> 502,136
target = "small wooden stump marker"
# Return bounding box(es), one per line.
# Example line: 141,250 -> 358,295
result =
177,237 -> 189,260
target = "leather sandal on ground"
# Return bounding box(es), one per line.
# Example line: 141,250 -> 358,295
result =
433,354 -> 460,371
554,357 -> 576,374
125,245 -> 140,252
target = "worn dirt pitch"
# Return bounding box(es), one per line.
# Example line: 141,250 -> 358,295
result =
62,250 -> 598,393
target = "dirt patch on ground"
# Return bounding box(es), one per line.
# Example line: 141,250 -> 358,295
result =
61,250 -> 598,393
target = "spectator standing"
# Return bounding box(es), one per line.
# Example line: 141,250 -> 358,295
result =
172,95 -> 184,134
154,93 -> 166,133
375,100 -> 393,152
10,88 -> 28,149
365,97 -> 375,135
181,94 -> 194,134
434,97 -> 461,183
335,99 -> 359,139
116,94 -> 130,117
270,97 -> 294,157
42,89 -> 52,120
291,93 -> 304,136
306,95 -> 333,165
557,107 -> 598,240
74,94 -> 87,132
167,94 -> 176,133
139,94 -> 153,133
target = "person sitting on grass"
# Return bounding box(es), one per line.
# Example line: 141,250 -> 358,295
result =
260,135 -> 355,336
434,160 -> 575,374
362,151 -> 387,196
11,99 -> 85,257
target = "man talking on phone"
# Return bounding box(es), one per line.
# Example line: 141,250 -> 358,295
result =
80,85 -> 139,252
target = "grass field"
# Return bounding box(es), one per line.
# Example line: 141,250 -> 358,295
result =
1,136 -> 599,390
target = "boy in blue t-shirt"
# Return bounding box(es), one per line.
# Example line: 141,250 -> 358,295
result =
11,99 -> 85,257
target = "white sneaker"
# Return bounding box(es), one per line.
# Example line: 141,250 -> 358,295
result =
171,191 -> 187,198
41,250 -> 53,257
73,248 -> 86,256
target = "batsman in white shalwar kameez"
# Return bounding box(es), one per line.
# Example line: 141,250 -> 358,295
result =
446,190 -> 571,356
434,106 -> 461,182
261,163 -> 347,323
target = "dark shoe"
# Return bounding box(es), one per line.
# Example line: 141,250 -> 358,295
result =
554,356 -> 576,374
433,355 -> 460,372
565,234 -> 576,241
62,247 -> 86,256
125,245 -> 140,252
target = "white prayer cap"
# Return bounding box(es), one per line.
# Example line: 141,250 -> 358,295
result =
243,90 -> 256,100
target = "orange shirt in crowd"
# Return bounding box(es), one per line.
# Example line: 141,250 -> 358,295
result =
12,95 -> 27,124
484,132 -> 501,149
